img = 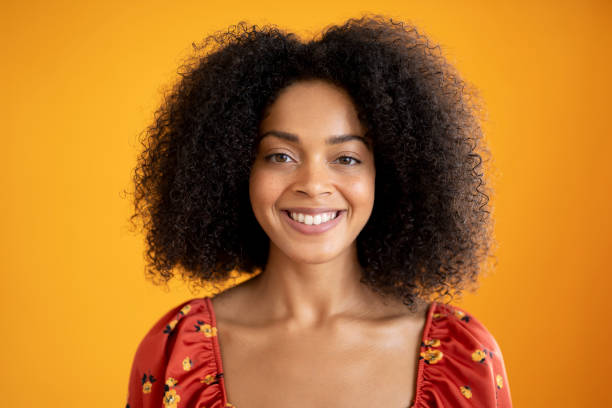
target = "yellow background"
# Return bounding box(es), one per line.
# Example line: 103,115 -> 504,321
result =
3,0 -> 611,406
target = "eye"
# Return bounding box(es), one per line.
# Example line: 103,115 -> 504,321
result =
263,153 -> 361,166
264,153 -> 294,163
335,155 -> 361,166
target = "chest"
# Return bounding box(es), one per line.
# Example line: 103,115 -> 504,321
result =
217,321 -> 422,408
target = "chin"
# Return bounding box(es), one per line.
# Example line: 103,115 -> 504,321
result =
275,242 -> 346,265
291,253 -> 341,265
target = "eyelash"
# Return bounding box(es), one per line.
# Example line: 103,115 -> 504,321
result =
264,153 -> 362,166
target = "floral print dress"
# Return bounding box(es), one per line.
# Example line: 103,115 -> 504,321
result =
125,296 -> 512,407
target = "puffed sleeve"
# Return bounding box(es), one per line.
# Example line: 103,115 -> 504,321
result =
124,297 -> 229,408
413,302 -> 513,407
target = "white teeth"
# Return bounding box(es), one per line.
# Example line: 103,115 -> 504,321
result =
288,211 -> 339,225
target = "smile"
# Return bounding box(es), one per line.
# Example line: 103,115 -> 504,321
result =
282,210 -> 345,235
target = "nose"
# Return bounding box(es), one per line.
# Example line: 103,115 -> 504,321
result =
293,159 -> 333,197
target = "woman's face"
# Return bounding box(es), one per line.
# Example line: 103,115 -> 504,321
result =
249,79 -> 375,264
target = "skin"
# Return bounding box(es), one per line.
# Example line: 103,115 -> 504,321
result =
211,79 -> 430,408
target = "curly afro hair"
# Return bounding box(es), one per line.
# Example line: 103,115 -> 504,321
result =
128,13 -> 497,309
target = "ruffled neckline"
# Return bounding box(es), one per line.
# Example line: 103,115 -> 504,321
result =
410,299 -> 438,407
205,296 -> 231,406
205,296 -> 438,408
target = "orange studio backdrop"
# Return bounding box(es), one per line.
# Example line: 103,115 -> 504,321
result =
2,1 -> 611,406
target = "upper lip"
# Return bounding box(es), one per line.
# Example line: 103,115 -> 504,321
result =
282,207 -> 345,215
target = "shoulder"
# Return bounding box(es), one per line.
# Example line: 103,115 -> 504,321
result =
131,297 -> 213,360
413,301 -> 513,407
429,302 -> 504,354
125,297 -> 225,408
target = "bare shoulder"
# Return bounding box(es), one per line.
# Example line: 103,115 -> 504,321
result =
209,275 -> 260,324
352,286 -> 431,328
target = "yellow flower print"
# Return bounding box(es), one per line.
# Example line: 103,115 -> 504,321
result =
460,385 -> 472,399
201,374 -> 217,385
226,403 -> 235,407
472,349 -> 486,363
432,312 -> 447,319
166,377 -> 178,387
454,309 -> 471,322
420,348 -> 443,364
163,305 -> 192,334
164,319 -> 179,334
496,374 -> 504,389
203,324 -> 217,337
179,304 -> 191,316
424,338 -> 440,347
182,357 -> 193,371
163,389 -> 181,408
141,374 -> 157,394
142,381 -> 152,394
195,320 -> 218,337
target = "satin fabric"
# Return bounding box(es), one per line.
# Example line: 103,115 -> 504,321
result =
125,296 -> 512,407
411,301 -> 512,407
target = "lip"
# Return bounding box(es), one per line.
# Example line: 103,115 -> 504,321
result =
281,210 -> 345,235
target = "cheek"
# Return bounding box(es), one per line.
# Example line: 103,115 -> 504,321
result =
349,176 -> 375,207
249,168 -> 282,209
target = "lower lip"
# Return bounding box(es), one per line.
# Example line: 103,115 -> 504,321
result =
281,210 -> 345,235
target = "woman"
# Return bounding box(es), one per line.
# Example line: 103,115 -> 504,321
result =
125,15 -> 512,407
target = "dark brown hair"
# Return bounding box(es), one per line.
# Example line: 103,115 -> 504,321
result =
128,14 -> 497,310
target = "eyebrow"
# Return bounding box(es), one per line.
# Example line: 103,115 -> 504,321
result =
258,130 -> 371,149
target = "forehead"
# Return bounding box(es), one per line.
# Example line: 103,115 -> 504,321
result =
258,80 -> 369,146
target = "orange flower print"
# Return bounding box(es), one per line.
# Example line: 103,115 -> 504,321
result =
166,377 -> 178,387
163,389 -> 181,408
420,348 -> 443,364
496,374 -> 504,389
182,357 -> 193,371
423,338 -> 440,347
472,349 -> 486,363
195,320 -> 218,337
432,312 -> 447,320
164,319 -> 179,334
460,385 -> 472,399
201,374 -> 217,385
141,374 -> 157,394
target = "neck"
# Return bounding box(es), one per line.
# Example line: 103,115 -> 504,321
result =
247,241 -> 382,329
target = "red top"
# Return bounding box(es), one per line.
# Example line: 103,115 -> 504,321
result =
125,296 -> 512,407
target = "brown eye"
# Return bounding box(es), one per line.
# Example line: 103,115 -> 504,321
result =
264,153 -> 293,163
336,156 -> 361,166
